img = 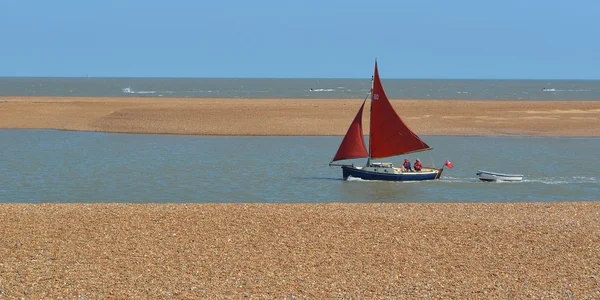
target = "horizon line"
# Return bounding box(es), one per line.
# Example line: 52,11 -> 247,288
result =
1,76 -> 599,81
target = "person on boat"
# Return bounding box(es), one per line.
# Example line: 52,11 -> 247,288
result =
414,158 -> 423,172
403,158 -> 412,172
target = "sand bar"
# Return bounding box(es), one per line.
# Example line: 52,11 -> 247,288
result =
1,203 -> 599,298
1,97 -> 600,137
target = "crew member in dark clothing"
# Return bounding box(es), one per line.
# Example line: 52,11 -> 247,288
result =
403,158 -> 412,172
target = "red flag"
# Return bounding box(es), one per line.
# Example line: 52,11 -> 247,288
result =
444,160 -> 454,169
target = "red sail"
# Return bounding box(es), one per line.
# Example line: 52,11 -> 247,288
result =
369,62 -> 431,159
331,100 -> 369,162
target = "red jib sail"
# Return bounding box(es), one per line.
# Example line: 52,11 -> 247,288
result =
369,62 -> 431,159
331,99 -> 369,162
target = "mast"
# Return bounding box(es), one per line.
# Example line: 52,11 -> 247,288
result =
366,75 -> 374,166
366,60 -> 376,166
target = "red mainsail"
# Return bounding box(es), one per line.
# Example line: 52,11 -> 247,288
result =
331,99 -> 369,162
369,62 -> 431,159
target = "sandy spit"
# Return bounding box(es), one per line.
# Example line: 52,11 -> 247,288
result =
1,97 -> 600,137
0,203 -> 599,298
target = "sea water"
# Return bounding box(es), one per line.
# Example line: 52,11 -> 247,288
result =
0,130 -> 598,203
0,77 -> 598,100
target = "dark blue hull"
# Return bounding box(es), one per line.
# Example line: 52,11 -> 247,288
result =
342,166 -> 442,181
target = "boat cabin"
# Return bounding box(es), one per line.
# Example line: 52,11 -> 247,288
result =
361,162 -> 404,174
368,162 -> 394,168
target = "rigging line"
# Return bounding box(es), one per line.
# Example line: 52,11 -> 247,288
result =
426,151 -> 436,169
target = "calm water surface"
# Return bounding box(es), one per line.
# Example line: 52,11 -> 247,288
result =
0,130 -> 598,203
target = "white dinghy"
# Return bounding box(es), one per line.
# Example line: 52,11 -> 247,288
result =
476,170 -> 523,182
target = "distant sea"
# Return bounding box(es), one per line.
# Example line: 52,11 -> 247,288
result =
0,77 -> 599,100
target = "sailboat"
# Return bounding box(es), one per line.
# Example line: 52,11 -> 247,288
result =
329,61 -> 449,181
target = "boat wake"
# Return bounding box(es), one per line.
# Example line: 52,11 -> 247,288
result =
438,176 -> 479,183
309,88 -> 336,92
122,87 -> 156,94
443,175 -> 597,184
542,88 -> 590,92
122,87 -> 221,96
346,176 -> 368,182
523,176 -> 597,185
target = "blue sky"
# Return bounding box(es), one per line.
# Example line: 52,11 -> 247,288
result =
1,0 -> 599,79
